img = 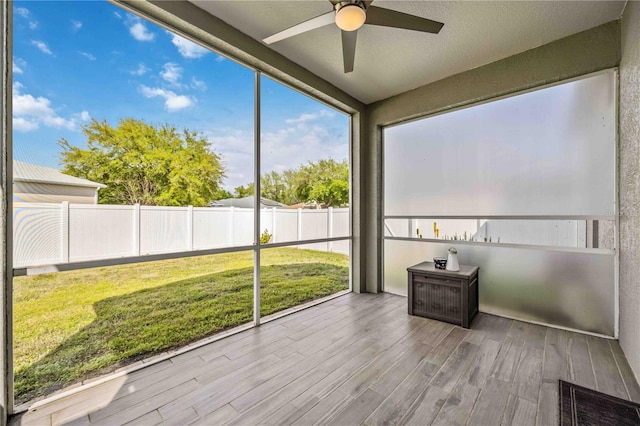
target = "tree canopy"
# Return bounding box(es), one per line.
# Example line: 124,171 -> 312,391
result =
59,118 -> 226,206
291,159 -> 349,207
233,158 -> 349,207
233,183 -> 255,199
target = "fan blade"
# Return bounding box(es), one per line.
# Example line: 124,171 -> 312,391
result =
263,11 -> 335,44
342,30 -> 357,73
365,6 -> 443,34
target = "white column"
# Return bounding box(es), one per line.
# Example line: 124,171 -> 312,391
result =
61,201 -> 69,263
133,203 -> 141,256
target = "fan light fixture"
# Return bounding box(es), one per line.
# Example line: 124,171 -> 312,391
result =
335,4 -> 366,31
262,0 -> 445,73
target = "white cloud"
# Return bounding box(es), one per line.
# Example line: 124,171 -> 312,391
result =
160,62 -> 182,85
165,95 -> 193,111
114,11 -> 122,19
215,55 -> 225,63
13,117 -> 39,132
261,123 -> 348,176
77,111 -> 91,121
285,109 -> 335,124
71,20 -> 82,31
78,51 -> 96,61
31,40 -> 52,55
170,33 -> 208,59
14,7 -> 29,18
205,129 -> 253,189
130,63 -> 149,76
139,85 -> 194,112
13,84 -> 53,117
12,57 -> 26,74
12,83 -> 86,132
205,113 -> 348,190
14,8 -> 37,29
191,77 -> 207,91
129,20 -> 155,42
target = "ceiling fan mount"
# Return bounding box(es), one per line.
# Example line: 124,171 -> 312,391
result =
262,0 -> 444,73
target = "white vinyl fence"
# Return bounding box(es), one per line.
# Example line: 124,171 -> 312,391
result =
384,218 -> 588,248
13,202 -> 350,268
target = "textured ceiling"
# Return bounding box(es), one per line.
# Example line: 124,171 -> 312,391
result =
190,1 -> 625,104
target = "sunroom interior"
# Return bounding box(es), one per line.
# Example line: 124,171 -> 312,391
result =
2,0 -> 640,424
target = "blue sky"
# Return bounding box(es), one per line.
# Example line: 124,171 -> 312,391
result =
12,1 -> 349,190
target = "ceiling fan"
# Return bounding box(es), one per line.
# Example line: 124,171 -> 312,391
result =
262,1 -> 444,73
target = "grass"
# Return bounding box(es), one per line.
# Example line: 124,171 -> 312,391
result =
14,248 -> 349,404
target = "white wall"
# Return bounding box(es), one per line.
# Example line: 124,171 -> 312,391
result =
619,0 -> 640,382
13,182 -> 97,204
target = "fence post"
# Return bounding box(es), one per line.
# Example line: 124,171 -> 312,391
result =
61,201 -> 69,263
297,208 -> 303,243
327,207 -> 333,252
133,204 -> 141,256
187,205 -> 194,251
228,206 -> 235,246
272,207 -> 277,243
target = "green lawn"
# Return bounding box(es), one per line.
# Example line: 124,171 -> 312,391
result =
14,248 -> 349,404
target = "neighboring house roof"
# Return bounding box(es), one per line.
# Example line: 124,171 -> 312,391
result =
13,160 -> 106,189
285,200 -> 321,209
209,196 -> 285,208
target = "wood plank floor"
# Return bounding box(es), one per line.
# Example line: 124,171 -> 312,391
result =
11,292 -> 640,426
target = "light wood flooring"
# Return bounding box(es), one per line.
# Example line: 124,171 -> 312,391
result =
11,292 -> 640,425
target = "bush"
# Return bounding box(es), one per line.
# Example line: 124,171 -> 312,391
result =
260,229 -> 272,244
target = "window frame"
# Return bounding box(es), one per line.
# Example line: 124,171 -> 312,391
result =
6,1 -> 355,413
380,68 -> 619,332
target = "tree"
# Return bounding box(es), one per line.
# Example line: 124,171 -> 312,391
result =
261,170 -> 294,205
233,183 -> 254,198
233,158 -> 349,207
59,118 -> 225,207
212,189 -> 234,200
292,159 -> 349,207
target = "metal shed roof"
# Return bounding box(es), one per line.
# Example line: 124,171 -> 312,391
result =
209,196 -> 285,208
13,160 -> 106,189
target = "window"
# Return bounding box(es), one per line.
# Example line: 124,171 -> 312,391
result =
11,1 -> 351,405
259,75 -> 351,318
383,71 -> 616,336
